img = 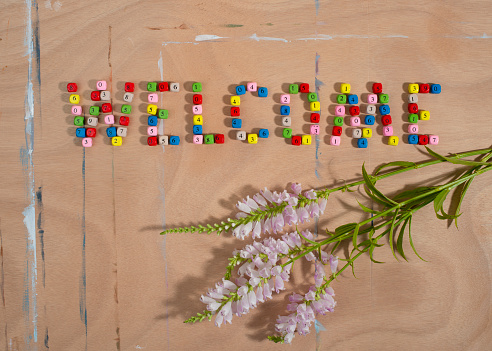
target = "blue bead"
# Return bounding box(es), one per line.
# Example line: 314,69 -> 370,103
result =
430,84 -> 441,94
259,129 -> 269,138
76,128 -> 86,138
148,116 -> 158,126
347,95 -> 358,104
232,118 -> 242,128
106,127 -> 116,138
280,105 -> 290,116
169,136 -> 180,145
408,134 -> 418,144
236,85 -> 246,95
193,125 -> 203,135
357,138 -> 368,148
258,87 -> 268,97
379,105 -> 390,115
364,115 -> 375,125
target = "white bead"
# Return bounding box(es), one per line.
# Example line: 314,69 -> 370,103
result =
366,105 -> 376,114
117,127 -> 127,137
87,117 -> 98,127
170,83 -> 180,92
352,129 -> 362,138
158,135 -> 169,145
408,94 -> 418,103
236,131 -> 246,141
100,91 -> 111,101
123,92 -> 134,103
282,117 -> 291,127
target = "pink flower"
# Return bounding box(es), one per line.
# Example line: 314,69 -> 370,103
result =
304,189 -> 317,199
329,255 -> 339,273
291,183 -> 302,196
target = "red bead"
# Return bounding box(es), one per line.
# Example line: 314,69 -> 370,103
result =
91,91 -> 101,101
214,134 -> 225,144
147,136 -> 158,146
300,83 -> 309,93
349,106 -> 360,116
418,135 -> 429,145
310,113 -> 320,123
119,116 -> 130,126
381,115 -> 392,126
193,94 -> 202,104
372,83 -> 383,94
86,128 -> 97,138
231,107 -> 240,116
408,103 -> 418,113
125,82 -> 135,92
291,136 -> 302,146
101,103 -> 112,113
67,83 -> 77,92
419,84 -> 430,93
158,82 -> 169,92
332,126 -> 342,136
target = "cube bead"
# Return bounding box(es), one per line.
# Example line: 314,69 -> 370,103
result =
419,84 -> 430,93
121,105 -> 132,114
301,135 -> 312,145
170,83 -> 179,92
429,135 -> 439,145
193,135 -> 203,144
193,94 -> 202,104
106,127 -> 117,138
230,107 -> 240,116
283,128 -> 292,138
96,81 -> 107,90
123,92 -> 134,103
117,127 -> 127,137
419,110 -> 430,120
310,101 -> 320,111
289,84 -> 299,94
147,82 -> 157,91
357,138 -> 368,148
259,129 -> 269,138
418,135 -> 429,145
82,138 -> 92,147
333,116 -> 344,126
340,83 -> 351,93
347,95 -> 358,104
169,136 -> 180,145
372,83 -> 383,94
408,84 -> 419,93
192,82 -> 202,92
330,136 -> 341,146
367,94 -> 377,104
87,117 -> 98,127
194,105 -> 203,115
352,129 -> 362,138
193,115 -> 203,125
125,82 -> 135,92
282,117 -> 291,127
378,94 -> 389,103
381,115 -> 392,126
388,136 -> 399,146
236,85 -> 246,95
258,87 -> 268,97
280,94 -> 290,104
147,136 -> 158,146
408,114 -> 418,123
337,94 -> 347,104
236,131 -> 247,140
70,94 -> 80,104
379,105 -> 390,115
231,96 -> 240,106
307,92 -> 317,102
192,125 -> 202,135
232,118 -> 242,128
408,94 -> 418,103
310,113 -> 320,123
335,105 -> 345,116
67,83 -> 77,92
104,115 -> 115,125
362,128 -> 372,138
147,104 -> 158,115
158,136 -> 168,145
214,134 -> 225,144
300,83 -> 309,93
349,106 -> 360,116
332,126 -> 342,136
158,82 -> 169,92
350,117 -> 361,127
408,134 -> 418,144
408,103 -> 418,114
248,134 -> 258,144
89,106 -> 100,116
74,116 -> 84,126
383,126 -> 393,136
364,115 -> 375,125
100,91 -> 110,101
72,105 -> 82,115
366,105 -> 376,114
291,136 -> 301,146
101,103 -> 112,113
280,105 -> 290,115
247,82 -> 257,92
119,116 -> 130,126
430,84 -> 441,94
408,124 -> 418,133
148,93 -> 158,103
148,116 -> 158,126
310,125 -> 320,135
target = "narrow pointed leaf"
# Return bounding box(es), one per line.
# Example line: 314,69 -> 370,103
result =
362,163 -> 398,206
408,217 -> 427,262
374,161 -> 416,176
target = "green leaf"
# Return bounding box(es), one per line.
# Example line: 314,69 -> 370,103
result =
362,163 -> 398,206
352,223 -> 360,249
356,199 -> 379,214
433,189 -> 450,217
426,147 -> 492,167
393,186 -> 436,201
408,217 -> 427,262
454,179 -> 471,228
396,217 -> 410,261
335,223 -> 357,236
388,210 -> 399,261
374,161 -> 416,176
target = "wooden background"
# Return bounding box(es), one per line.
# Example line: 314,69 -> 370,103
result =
1,0 -> 491,350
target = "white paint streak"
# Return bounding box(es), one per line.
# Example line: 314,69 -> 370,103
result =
249,33 -> 289,42
444,32 -> 492,39
128,37 -> 135,47
195,34 -> 227,42
53,0 -> 62,11
158,51 -> 163,81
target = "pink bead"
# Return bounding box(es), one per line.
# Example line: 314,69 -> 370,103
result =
310,125 -> 320,135
82,138 -> 92,147
193,135 -> 203,144
280,94 -> 290,104
428,135 -> 439,145
148,93 -> 158,103
104,115 -> 115,125
147,126 -> 158,136
408,124 -> 418,134
72,105 -> 82,115
330,136 -> 341,146
335,105 -> 345,116
193,105 -> 202,114
367,94 -> 377,104
247,82 -> 257,92
350,117 -> 360,127
96,81 -> 107,90
383,126 -> 393,136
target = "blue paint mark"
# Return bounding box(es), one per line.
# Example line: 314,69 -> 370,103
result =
36,187 -> 45,288
315,0 -> 320,16
79,148 -> 88,350
314,54 -> 325,181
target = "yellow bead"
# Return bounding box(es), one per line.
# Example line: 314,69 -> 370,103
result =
362,128 -> 372,138
302,135 -> 312,145
193,115 -> 203,125
111,136 -> 122,146
248,133 -> 258,144
340,83 -> 351,93
419,110 -> 430,120
231,96 -> 240,106
69,94 -> 80,104
388,136 -> 399,146
310,101 -> 320,111
408,84 -> 419,93
147,104 -> 158,115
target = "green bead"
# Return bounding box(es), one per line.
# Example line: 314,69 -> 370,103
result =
333,116 -> 344,126
379,94 -> 389,103
158,109 -> 168,119
74,116 -> 84,126
204,134 -> 214,144
337,94 -> 347,104
307,92 -> 317,102
121,104 -> 132,114
192,82 -> 202,92
147,82 -> 157,91
283,128 -> 292,138
289,84 -> 299,94
89,106 -> 100,116
408,113 -> 418,123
